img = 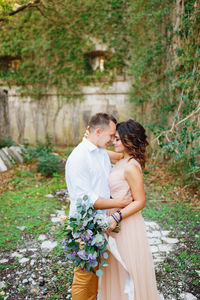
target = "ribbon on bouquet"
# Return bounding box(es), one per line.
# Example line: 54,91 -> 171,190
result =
107,235 -> 135,300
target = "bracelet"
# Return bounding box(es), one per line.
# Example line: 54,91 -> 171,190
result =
111,213 -> 119,224
116,210 -> 123,222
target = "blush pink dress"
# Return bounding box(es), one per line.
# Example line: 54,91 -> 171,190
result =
98,158 -> 160,300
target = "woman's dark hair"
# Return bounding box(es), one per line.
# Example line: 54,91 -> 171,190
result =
117,119 -> 149,169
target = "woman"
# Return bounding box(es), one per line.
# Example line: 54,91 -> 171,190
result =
98,119 -> 160,300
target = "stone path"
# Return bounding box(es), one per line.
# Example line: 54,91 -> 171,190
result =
0,190 -> 198,300
145,221 -> 197,300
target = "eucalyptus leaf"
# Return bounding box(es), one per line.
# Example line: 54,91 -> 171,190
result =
100,261 -> 108,267
96,269 -> 104,277
103,252 -> 108,259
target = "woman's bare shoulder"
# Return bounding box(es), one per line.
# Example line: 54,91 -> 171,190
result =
124,160 -> 142,178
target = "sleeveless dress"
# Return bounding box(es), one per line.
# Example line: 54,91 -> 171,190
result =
98,158 -> 160,300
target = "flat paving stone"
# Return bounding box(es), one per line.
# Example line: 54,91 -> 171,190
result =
180,292 -> 197,300
158,244 -> 173,253
51,217 -> 61,222
150,246 -> 159,253
0,259 -> 9,264
17,226 -> 26,231
147,231 -> 162,238
45,194 -> 54,198
41,240 -> 57,251
149,238 -> 162,245
161,230 -> 171,236
38,234 -> 47,241
19,249 -> 27,253
11,252 -> 23,258
30,259 -> 35,266
0,281 -> 6,289
153,255 -> 166,264
145,221 -> 160,230
27,247 -> 38,252
161,237 -> 179,244
195,270 -> 200,276
19,258 -> 29,264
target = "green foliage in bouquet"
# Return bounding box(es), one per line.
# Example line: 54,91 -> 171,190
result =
61,195 -> 110,276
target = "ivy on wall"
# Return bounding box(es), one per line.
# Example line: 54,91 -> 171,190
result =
127,0 -> 200,184
0,0 -> 199,183
0,0 -> 128,97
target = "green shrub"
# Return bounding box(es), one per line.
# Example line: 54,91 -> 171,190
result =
36,153 -> 61,177
0,137 -> 15,149
62,147 -> 74,158
23,134 -> 55,163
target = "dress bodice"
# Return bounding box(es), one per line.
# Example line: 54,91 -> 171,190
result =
108,157 -> 142,199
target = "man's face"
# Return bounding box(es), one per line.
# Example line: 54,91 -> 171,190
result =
97,121 -> 116,148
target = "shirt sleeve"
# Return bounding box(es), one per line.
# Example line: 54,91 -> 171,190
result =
65,156 -> 99,206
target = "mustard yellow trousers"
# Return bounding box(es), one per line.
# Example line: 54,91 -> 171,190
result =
71,267 -> 98,300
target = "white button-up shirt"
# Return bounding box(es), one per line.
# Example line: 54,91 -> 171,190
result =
65,138 -> 111,217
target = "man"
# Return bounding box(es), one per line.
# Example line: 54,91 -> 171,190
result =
65,113 -> 131,300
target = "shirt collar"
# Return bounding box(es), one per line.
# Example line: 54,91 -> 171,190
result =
82,138 -> 99,152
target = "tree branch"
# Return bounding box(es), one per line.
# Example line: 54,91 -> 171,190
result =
0,0 -> 41,22
153,101 -> 200,145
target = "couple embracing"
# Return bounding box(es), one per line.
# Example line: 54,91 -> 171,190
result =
65,113 -> 160,300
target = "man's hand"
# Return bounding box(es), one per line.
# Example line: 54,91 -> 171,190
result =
94,191 -> 132,210
114,195 -> 132,208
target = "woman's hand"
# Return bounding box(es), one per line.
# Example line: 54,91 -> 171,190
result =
107,215 -> 118,233
84,126 -> 90,138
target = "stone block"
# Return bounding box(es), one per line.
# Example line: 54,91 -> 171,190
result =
0,149 -> 12,168
0,157 -> 7,172
3,147 -> 15,163
8,146 -> 24,163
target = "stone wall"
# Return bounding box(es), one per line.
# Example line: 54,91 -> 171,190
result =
2,77 -> 134,146
0,89 -> 11,138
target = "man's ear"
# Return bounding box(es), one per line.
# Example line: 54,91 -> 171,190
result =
95,127 -> 102,135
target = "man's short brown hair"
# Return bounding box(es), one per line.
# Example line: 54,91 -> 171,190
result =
88,113 -> 117,131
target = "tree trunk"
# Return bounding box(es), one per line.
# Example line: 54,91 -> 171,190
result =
0,89 -> 11,138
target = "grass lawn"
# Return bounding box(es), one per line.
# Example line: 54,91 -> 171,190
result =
0,169 -> 66,250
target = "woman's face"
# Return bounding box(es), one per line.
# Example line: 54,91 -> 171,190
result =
113,131 -> 125,153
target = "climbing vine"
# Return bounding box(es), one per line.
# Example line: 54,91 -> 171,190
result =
0,0 -> 128,97
0,0 -> 199,183
126,0 -> 200,184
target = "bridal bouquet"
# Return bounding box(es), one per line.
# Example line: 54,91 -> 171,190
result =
61,195 -> 111,276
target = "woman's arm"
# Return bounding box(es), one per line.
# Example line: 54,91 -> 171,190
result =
118,163 -> 145,219
106,150 -> 123,164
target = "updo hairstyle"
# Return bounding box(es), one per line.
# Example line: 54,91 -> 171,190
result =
116,119 -> 149,169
